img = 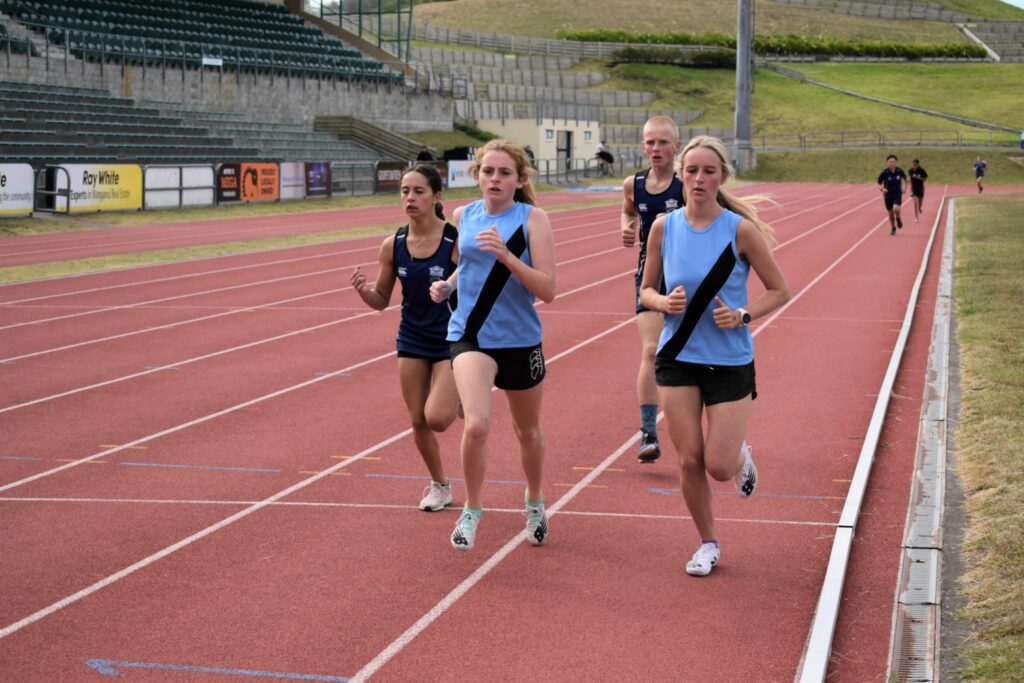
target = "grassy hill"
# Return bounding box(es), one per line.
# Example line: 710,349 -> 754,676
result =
415,0 -> 1024,186
415,0 -> 1024,42
588,62 -> 1024,136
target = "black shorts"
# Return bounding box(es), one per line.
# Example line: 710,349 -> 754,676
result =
634,270 -> 666,315
654,358 -> 757,406
450,341 -> 545,391
912,187 -> 924,199
397,350 -> 448,364
884,194 -> 902,211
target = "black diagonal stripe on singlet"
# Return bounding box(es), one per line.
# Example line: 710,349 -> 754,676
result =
457,225 -> 528,344
657,243 -> 737,360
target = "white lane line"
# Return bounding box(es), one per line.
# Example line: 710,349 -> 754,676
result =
0,208 -> 616,305
348,194 -> 895,682
796,187 -> 950,682
0,198 -> 615,263
0,496 -> 836,527
1,236 -> 621,365
0,312 -> 637,641
0,250 -> 631,414
1,287 -> 349,363
0,264 -> 632,467
0,305 -> 397,414
0,215 -> 618,331
0,242 -> 379,304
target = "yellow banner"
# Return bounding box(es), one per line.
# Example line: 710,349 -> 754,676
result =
65,164 -> 143,213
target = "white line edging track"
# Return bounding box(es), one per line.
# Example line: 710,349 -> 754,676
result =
796,187 -> 950,682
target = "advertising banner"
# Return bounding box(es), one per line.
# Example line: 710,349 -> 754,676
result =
58,164 -> 142,213
144,165 -> 215,209
240,163 -> 279,202
447,160 -> 475,189
0,163 -> 34,216
304,162 -> 331,198
217,163 -> 241,203
280,162 -> 305,201
375,161 -> 406,194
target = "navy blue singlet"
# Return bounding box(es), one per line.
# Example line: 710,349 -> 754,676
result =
393,223 -> 458,358
633,169 -> 684,277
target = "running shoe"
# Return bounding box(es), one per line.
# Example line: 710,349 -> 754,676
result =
525,503 -> 549,546
890,226 -> 896,236
734,441 -> 757,498
685,542 -> 721,576
637,429 -> 661,463
450,507 -> 481,550
897,217 -> 903,229
419,480 -> 452,512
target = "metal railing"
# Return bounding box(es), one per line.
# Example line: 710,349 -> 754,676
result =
751,128 -> 1020,151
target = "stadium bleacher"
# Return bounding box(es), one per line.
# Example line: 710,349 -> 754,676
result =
0,0 -> 401,81
0,79 -> 386,166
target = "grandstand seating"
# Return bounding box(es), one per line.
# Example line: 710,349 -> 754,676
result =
0,80 -> 384,166
0,18 -> 36,54
0,0 -> 400,81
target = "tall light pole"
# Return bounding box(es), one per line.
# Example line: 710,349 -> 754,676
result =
734,0 -> 756,172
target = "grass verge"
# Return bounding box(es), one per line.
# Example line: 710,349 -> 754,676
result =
0,183 -> 575,237
0,225 -> 395,284
952,194 -> 1024,679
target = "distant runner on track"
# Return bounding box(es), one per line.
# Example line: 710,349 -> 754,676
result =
908,159 -> 928,223
877,154 -> 907,236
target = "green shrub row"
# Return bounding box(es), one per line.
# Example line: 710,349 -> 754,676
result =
611,46 -> 735,68
454,122 -> 499,143
556,29 -> 987,59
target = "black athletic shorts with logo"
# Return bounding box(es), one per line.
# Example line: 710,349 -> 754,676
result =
654,358 -> 757,406
450,341 -> 545,391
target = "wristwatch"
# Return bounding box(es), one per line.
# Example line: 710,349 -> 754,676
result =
737,308 -> 751,326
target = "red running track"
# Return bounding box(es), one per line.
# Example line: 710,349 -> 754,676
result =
0,183 -> 1003,681
0,191 -> 620,268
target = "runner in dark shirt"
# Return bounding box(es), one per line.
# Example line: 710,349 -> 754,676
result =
877,154 -> 907,236
908,159 -> 928,223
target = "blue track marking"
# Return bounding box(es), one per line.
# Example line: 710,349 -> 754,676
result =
365,472 -> 528,485
85,658 -> 349,681
118,462 -> 281,473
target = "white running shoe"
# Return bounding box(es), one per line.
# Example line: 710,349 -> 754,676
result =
685,542 -> 721,576
419,480 -> 452,512
525,504 -> 549,546
734,441 -> 757,498
451,507 -> 481,550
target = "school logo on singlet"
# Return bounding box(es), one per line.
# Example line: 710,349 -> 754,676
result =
665,199 -> 680,212
397,266 -> 407,277
428,265 -> 446,281
638,203 -> 648,212
529,348 -> 545,380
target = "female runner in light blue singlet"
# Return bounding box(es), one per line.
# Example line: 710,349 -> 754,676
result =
640,136 -> 790,577
429,139 -> 556,552
351,165 -> 460,513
